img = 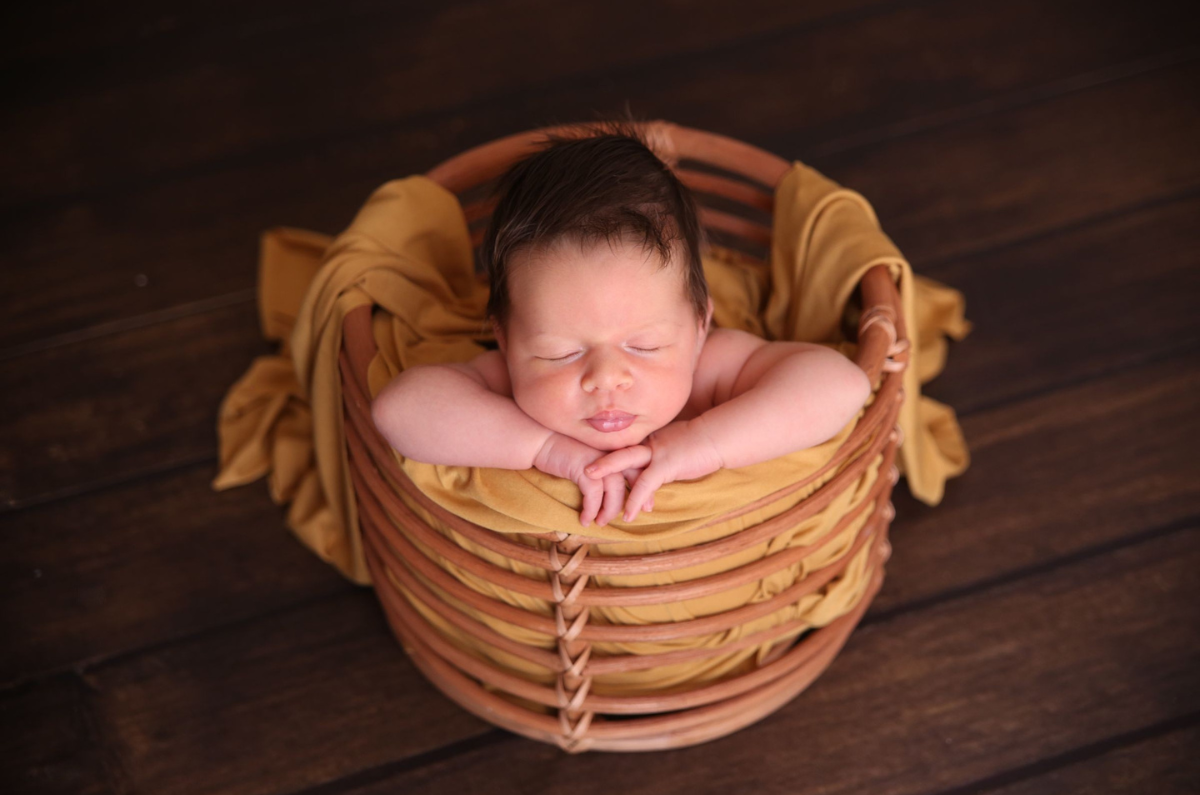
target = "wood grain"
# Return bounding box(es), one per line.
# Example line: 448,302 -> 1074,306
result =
809,59 -> 1200,267
4,346 -> 1193,792
188,523 -> 1200,794
2,0 -> 885,210
987,721 -> 1200,795
0,465 -> 350,688
0,675 -> 124,794
3,2 -> 1196,790
2,0 -> 1194,351
81,592 -> 491,795
4,70 -> 1197,508
2,183 -> 1195,697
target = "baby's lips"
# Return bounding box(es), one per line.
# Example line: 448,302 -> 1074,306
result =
586,411 -> 636,433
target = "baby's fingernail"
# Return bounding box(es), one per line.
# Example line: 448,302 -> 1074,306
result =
585,466 -> 597,475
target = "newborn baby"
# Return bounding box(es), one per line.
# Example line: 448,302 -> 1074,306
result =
372,126 -> 870,528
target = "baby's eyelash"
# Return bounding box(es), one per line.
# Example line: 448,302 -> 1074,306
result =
537,346 -> 660,362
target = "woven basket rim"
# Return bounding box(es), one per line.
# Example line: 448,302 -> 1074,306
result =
339,120 -> 909,752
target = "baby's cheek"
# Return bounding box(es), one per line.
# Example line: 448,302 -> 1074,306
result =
516,373 -> 577,426
664,364 -> 696,404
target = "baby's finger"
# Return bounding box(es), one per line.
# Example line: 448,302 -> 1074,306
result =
585,446 -> 651,480
579,481 -> 601,527
623,472 -> 664,523
596,473 -> 627,526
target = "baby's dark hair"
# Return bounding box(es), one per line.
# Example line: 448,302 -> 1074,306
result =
481,120 -> 709,328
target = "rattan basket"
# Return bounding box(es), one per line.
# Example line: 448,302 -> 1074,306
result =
337,121 -> 909,753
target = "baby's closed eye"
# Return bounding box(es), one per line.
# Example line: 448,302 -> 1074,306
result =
537,351 -> 582,362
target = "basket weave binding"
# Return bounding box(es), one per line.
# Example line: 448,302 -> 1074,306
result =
339,120 -> 910,752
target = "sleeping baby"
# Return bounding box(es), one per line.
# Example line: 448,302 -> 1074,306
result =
371,125 -> 871,529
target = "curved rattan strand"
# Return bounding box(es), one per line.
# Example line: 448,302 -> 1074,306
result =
346,400 -> 897,649
351,464 -> 563,667
339,341 -> 901,577
348,372 -> 891,598
337,268 -> 902,560
344,369 -> 898,607
362,530 -> 886,751
353,425 -> 894,751
697,207 -> 772,247
369,525 -> 880,715
425,121 -> 791,199
676,167 -> 774,212
345,401 -> 892,653
340,121 -> 911,751
363,474 -> 888,683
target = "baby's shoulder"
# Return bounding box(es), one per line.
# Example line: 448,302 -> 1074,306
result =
465,349 -> 513,397
697,327 -> 770,372
688,327 -> 770,412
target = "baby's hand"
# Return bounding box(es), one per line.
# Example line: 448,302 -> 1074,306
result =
533,432 -> 629,527
585,418 -> 726,522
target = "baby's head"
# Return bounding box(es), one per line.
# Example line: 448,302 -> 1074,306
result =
481,124 -> 714,450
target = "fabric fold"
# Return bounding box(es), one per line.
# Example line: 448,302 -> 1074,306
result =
765,162 -> 971,504
213,163 -> 970,591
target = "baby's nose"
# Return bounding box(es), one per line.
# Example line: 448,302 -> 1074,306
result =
581,351 -> 633,393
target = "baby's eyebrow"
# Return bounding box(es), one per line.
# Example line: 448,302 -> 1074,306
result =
531,321 -> 681,339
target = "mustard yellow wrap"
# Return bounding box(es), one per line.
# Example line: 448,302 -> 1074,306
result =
212,163 -> 970,694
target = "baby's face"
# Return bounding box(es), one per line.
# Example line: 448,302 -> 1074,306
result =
495,239 -> 711,452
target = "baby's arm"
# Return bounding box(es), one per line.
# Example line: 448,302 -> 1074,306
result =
371,351 -> 629,526
690,330 -> 873,468
587,329 -> 872,520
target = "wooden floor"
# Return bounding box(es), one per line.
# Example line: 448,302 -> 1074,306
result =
3,2 -> 1198,793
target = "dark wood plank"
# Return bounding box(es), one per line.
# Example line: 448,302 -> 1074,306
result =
3,0 -> 1195,351
918,195 -> 1200,416
3,197 -> 1196,690
875,353 -> 1200,610
809,59 -> 1200,267
0,674 -> 124,794
3,3 -> 1193,793
6,346 -> 1194,793
81,592 -> 490,795
989,721 -> 1200,795
0,465 -> 350,688
0,302 -> 264,510
89,510 -> 1200,794
4,181 -> 1195,509
2,0 -> 885,210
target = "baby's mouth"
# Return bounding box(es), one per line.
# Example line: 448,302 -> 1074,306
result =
586,411 -> 636,433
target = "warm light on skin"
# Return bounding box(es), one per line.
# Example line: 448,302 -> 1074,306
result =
493,237 -> 712,452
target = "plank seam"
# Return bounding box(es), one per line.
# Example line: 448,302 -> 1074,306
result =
862,514 -> 1200,628
0,287 -> 257,363
808,45 -> 1200,158
920,709 -> 1200,795
0,0 -> 929,219
278,730 -> 514,795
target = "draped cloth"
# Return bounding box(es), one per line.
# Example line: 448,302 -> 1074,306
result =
212,163 -> 970,693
